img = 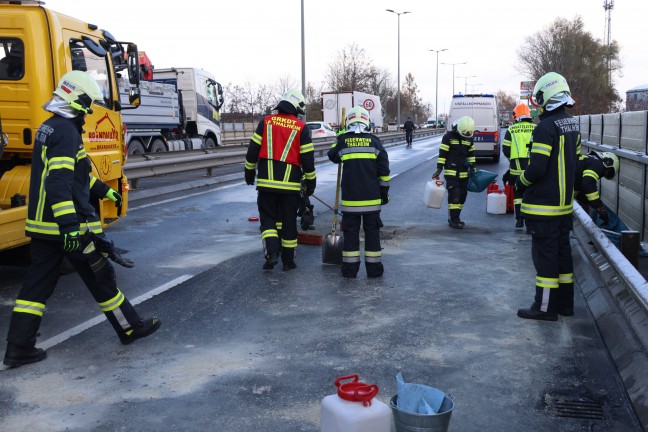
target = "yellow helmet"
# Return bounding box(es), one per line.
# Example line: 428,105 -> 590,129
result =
532,72 -> 574,111
53,70 -> 104,114
346,105 -> 370,130
594,151 -> 619,180
452,116 -> 475,138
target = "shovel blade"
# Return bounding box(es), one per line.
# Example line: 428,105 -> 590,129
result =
322,232 -> 344,265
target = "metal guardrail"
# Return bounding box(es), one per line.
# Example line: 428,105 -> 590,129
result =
123,129 -> 443,187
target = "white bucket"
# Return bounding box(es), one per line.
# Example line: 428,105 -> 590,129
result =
423,180 -> 446,209
320,394 -> 391,432
487,191 -> 507,214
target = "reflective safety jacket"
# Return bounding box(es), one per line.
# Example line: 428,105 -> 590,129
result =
503,119 -> 535,176
328,132 -> 390,214
26,115 -> 110,240
245,113 -> 315,194
574,154 -> 606,209
437,131 -> 475,179
519,107 -> 581,220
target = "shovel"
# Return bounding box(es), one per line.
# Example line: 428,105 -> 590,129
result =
322,162 -> 344,265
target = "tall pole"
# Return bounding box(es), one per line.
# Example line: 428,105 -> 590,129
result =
429,49 -> 447,128
441,61 -> 467,96
458,75 -> 476,94
300,0 -> 306,110
386,9 -> 411,126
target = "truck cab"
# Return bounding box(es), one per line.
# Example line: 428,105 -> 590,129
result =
0,0 -> 141,260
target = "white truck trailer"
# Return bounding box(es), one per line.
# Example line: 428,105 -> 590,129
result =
321,91 -> 384,130
121,67 -> 224,154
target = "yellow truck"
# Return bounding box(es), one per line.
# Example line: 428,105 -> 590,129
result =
0,0 -> 141,264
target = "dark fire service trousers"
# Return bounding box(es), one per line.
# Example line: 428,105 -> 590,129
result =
525,217 -> 574,313
257,191 -> 299,264
446,177 -> 468,222
341,212 -> 383,278
6,238 -> 143,348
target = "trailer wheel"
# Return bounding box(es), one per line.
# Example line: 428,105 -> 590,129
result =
150,139 -> 167,153
204,137 -> 217,148
128,140 -> 145,155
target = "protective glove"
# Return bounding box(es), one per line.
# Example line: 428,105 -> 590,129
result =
596,206 -> 609,226
381,192 -> 390,205
91,233 -> 135,268
105,188 -> 122,207
244,169 -> 255,185
63,231 -> 81,252
466,163 -> 476,174
304,178 -> 316,196
432,168 -> 442,180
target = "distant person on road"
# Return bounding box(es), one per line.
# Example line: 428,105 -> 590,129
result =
244,88 -> 316,271
432,116 -> 476,229
328,106 -> 390,279
574,151 -> 619,224
516,72 -> 580,321
3,71 -> 160,368
503,103 -> 535,229
403,117 -> 415,148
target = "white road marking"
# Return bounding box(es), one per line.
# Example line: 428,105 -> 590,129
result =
129,183 -> 241,211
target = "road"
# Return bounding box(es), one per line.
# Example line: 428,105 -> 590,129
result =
0,135 -> 642,431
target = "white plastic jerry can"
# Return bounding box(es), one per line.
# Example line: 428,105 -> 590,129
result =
487,191 -> 507,214
423,180 -> 446,209
320,374 -> 391,432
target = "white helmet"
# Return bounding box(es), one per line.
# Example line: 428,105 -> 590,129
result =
345,106 -> 370,131
53,70 -> 104,114
452,116 -> 475,138
276,88 -> 306,115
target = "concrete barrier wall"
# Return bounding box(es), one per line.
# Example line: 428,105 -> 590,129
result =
603,113 -> 621,146
621,111 -> 648,153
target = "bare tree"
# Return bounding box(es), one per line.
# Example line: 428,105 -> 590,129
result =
305,81 -> 324,121
325,44 -> 376,93
400,73 -> 425,122
517,16 -> 621,114
496,90 -> 517,110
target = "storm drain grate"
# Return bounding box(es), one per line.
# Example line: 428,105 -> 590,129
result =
546,396 -> 605,420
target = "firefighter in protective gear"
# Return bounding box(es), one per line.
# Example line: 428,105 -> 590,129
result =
574,151 -> 619,225
245,88 -> 316,271
3,71 -> 160,368
503,103 -> 535,228
432,116 -> 476,229
516,72 -> 580,321
328,106 -> 390,279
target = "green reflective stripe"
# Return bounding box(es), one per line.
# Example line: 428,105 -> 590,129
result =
77,148 -> 87,160
36,146 -> 48,221
276,222 -> 283,230
445,169 -> 457,176
340,153 -> 377,161
585,191 -> 599,200
379,175 -> 390,182
341,204 -> 381,213
89,176 -> 98,188
583,170 -> 599,180
279,130 -> 298,162
365,250 -> 381,257
510,168 -> 524,176
536,276 -> 559,289
281,239 -> 297,248
25,219 -> 60,235
13,299 -> 46,317
245,161 -> 256,170
558,136 -> 566,206
458,172 -> 468,179
252,132 -> 262,144
343,251 -> 360,257
438,158 -> 446,165
341,199 -> 381,206
513,198 -> 522,204
267,159 -> 274,181
98,290 -> 125,312
81,221 -> 103,234
303,170 -> 316,180
257,179 -> 301,191
48,156 -> 75,171
521,203 -> 572,216
559,273 -> 574,283
300,143 -> 314,153
519,173 -> 531,187
283,165 -> 292,183
52,201 -> 75,217
440,144 -> 450,151
342,250 -> 360,263
262,229 -> 278,239
266,123 -> 273,159
531,142 -> 551,157
448,203 -> 463,210
339,147 -> 379,156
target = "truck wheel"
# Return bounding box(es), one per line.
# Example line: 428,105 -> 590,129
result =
204,137 -> 217,148
150,139 -> 167,153
128,140 -> 145,155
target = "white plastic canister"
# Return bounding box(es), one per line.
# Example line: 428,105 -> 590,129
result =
423,180 -> 446,209
320,375 -> 391,432
487,191 -> 507,214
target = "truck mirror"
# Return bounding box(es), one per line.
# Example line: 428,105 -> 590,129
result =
81,36 -> 106,57
126,43 -> 140,86
128,87 -> 141,107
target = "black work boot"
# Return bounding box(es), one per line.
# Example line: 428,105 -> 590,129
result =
262,252 -> 279,270
3,343 -> 47,367
557,307 -> 574,316
515,218 -> 524,228
119,317 -> 161,345
517,307 -> 558,321
281,249 -> 297,271
448,219 -> 464,229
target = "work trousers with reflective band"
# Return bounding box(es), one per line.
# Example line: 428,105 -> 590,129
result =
446,178 -> 468,221
341,212 -> 383,277
526,218 -> 574,313
508,173 -> 523,219
257,191 -> 299,263
6,238 -> 142,348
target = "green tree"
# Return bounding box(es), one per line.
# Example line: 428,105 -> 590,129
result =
517,16 -> 621,114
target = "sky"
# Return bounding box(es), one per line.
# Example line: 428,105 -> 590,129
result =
45,0 -> 648,114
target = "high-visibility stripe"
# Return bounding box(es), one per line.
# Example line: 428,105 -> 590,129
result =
90,176 -> 98,188
365,256 -> 382,263
536,276 -> 559,289
583,170 -> 599,180
303,170 -> 316,180
343,250 -> 360,263
300,143 -> 314,153
245,161 -> 256,170
585,191 -> 599,200
25,219 -> 60,235
52,201 -> 75,217
257,179 -> 301,191
266,123 -> 273,160
521,202 -> 572,216
36,146 -> 48,222
340,153 -> 377,161
267,159 -> 273,181
365,250 -> 381,257
341,199 -> 381,207
558,135 -> 566,206
276,222 -> 283,230
252,133 -> 262,144
448,203 -> 463,210
262,229 -> 278,239
281,238 -> 297,248
438,157 -> 446,164
440,144 -> 450,151
559,273 -> 574,284
283,164 -> 292,182
98,290 -> 125,312
48,156 -> 75,171
13,299 -> 46,317
531,142 -> 551,157
279,130 -> 298,162
77,148 -> 87,160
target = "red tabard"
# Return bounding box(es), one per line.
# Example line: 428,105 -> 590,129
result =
258,114 -> 305,166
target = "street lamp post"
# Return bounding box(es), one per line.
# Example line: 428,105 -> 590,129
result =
458,75 -> 476,94
386,9 -> 411,127
300,0 -> 305,101
428,48 -> 447,129
441,61 -> 467,95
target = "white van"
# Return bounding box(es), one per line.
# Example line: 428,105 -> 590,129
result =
447,94 -> 500,162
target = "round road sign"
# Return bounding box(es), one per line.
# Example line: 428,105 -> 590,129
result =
362,99 -> 375,111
